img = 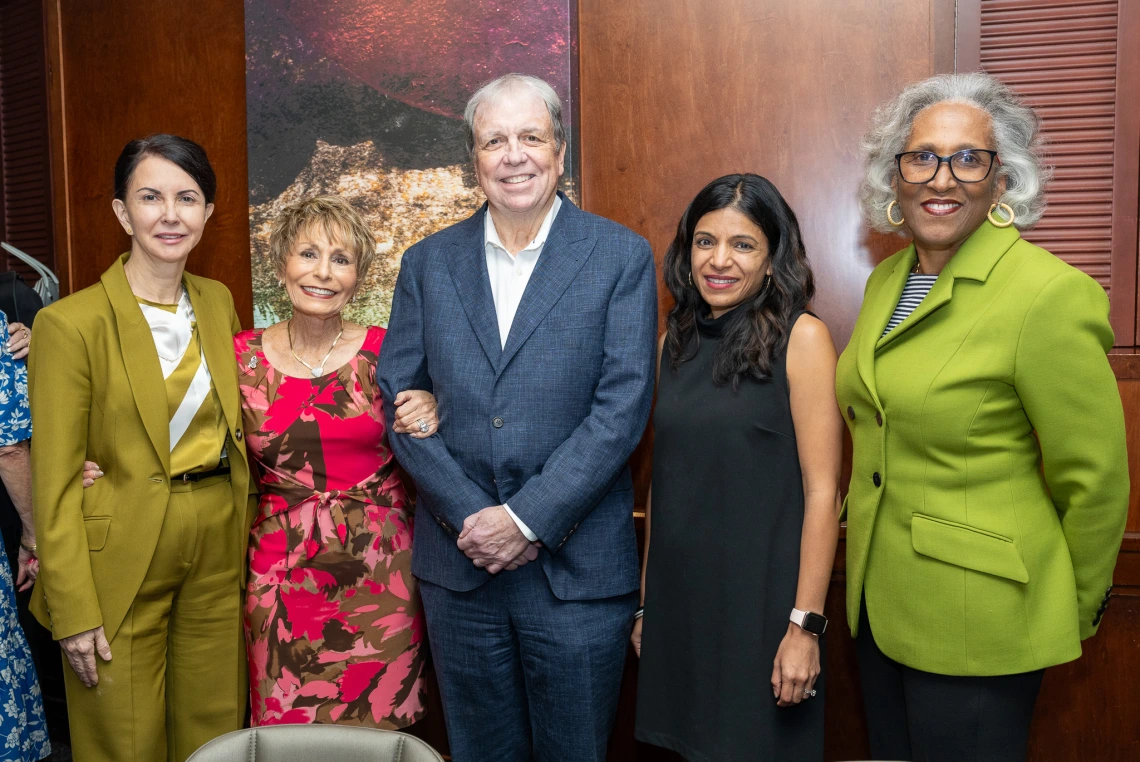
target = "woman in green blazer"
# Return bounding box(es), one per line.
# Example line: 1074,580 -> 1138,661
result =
28,135 -> 254,761
836,73 -> 1129,761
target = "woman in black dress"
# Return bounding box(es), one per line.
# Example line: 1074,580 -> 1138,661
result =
633,174 -> 843,761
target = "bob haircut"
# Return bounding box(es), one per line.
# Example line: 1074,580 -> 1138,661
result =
860,72 -> 1049,233
663,173 -> 815,388
267,195 -> 377,282
463,73 -> 566,158
114,134 -> 217,205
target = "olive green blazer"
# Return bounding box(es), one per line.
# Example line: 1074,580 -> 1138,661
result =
28,253 -> 254,641
836,221 -> 1129,676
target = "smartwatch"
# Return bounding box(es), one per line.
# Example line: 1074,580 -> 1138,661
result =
790,607 -> 828,635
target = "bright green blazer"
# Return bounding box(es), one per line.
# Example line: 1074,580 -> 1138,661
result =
835,221 -> 1129,676
28,253 -> 255,642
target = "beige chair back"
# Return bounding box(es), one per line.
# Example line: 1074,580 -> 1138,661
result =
187,726 -> 445,762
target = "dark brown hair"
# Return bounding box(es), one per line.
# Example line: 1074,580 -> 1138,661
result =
113,134 -> 217,204
663,173 -> 814,388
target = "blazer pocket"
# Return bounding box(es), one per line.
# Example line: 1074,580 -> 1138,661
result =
911,513 -> 1029,584
84,517 -> 111,552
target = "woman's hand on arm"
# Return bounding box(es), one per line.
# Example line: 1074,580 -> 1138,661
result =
7,322 -> 30,361
391,390 -> 439,439
772,314 -> 842,707
81,461 -> 103,488
0,440 -> 38,591
15,545 -> 38,592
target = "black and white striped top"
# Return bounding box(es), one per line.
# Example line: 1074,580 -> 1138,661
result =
882,273 -> 938,336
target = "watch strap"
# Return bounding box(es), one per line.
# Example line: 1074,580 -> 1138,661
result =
790,607 -> 827,635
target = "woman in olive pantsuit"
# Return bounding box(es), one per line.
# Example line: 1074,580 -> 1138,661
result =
29,136 -> 254,761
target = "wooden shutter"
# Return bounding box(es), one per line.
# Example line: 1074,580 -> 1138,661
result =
960,0 -> 1140,346
0,0 -> 55,279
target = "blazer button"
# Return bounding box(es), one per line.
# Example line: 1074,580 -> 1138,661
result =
492,416 -> 504,428
872,472 -> 882,487
875,412 -> 883,427
847,406 -> 855,421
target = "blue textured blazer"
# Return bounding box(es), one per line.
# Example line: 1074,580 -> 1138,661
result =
378,193 -> 658,597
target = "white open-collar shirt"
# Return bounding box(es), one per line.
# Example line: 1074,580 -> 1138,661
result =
483,194 -> 562,542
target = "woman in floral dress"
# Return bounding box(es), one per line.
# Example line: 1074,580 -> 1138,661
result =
236,196 -> 438,727
0,309 -> 49,761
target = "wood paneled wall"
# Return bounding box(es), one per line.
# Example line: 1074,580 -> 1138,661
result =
579,0 -> 955,509
45,0 -> 252,324
578,0 -> 1140,759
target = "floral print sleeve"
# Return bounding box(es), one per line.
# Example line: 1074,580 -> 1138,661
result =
0,311 -> 31,447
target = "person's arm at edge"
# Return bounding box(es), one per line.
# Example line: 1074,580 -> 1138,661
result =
771,313 -> 843,706
29,308 -> 103,639
1014,269 -> 1129,640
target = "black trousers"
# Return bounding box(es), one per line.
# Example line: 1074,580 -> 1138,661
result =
856,600 -> 1044,762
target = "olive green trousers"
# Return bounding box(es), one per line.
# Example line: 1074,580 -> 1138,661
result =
63,476 -> 246,761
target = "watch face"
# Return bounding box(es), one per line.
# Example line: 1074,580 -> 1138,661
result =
803,612 -> 828,635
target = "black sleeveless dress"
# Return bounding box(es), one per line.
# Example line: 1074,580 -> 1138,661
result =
635,309 -> 824,761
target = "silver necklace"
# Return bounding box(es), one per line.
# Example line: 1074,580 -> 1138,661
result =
287,319 -> 344,377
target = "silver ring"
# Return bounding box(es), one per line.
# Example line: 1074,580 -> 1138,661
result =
417,419 -> 429,434
804,689 -> 817,698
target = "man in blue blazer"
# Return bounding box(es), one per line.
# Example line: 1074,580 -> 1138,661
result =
377,74 -> 657,761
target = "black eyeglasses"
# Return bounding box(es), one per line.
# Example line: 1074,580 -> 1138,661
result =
894,149 -> 998,184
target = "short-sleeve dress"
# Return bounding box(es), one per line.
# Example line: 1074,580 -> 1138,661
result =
235,326 -> 425,728
635,309 -> 824,761
0,310 -> 50,762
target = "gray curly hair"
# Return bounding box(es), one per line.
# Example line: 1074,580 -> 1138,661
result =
859,72 -> 1049,233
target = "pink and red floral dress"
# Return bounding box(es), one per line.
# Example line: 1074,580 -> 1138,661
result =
235,326 -> 425,728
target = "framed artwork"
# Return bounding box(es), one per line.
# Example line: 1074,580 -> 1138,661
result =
245,0 -> 580,327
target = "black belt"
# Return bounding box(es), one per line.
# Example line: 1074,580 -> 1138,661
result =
177,465 -> 231,483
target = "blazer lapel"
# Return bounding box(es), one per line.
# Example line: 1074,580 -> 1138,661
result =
100,254 -> 170,474
876,269 -> 954,350
446,206 -> 503,370
184,278 -> 241,454
876,220 -> 1019,351
856,249 -> 913,407
497,197 -> 593,375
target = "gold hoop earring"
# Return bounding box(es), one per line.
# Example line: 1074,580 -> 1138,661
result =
987,202 -> 1015,228
886,200 -> 905,228
688,271 -> 693,287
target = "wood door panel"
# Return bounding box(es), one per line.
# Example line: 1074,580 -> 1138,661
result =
47,0 -> 252,324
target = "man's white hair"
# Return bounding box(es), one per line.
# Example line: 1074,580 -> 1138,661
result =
463,73 -> 566,157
